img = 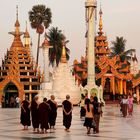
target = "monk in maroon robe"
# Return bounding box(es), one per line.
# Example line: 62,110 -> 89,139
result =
62,95 -> 73,132
20,96 -> 31,130
39,98 -> 50,133
30,96 -> 40,133
47,95 -> 58,132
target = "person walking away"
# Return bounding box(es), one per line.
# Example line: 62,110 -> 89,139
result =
84,98 -> 94,134
47,95 -> 58,132
121,95 -> 128,117
30,96 -> 40,133
93,96 -> 101,133
62,95 -> 73,132
119,96 -> 123,115
128,95 -> 133,116
15,96 -> 20,108
20,96 -> 31,130
1,95 -> 5,108
79,94 -> 86,118
39,98 -> 50,134
10,96 -> 15,108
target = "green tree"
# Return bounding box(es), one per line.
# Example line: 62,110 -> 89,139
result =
28,4 -> 52,66
110,36 -> 135,62
47,27 -> 70,66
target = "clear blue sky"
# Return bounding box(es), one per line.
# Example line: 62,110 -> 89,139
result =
0,0 -> 140,67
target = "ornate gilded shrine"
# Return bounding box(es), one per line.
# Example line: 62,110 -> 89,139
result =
0,10 -> 41,107
73,8 -> 137,100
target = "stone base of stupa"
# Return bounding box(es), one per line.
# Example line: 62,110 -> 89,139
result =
37,82 -> 53,103
52,90 -> 80,105
37,82 -> 64,105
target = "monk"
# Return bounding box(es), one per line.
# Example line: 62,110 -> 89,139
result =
62,95 -> 73,132
39,98 -> 50,133
30,96 -> 40,133
20,96 -> 31,130
47,95 -> 58,132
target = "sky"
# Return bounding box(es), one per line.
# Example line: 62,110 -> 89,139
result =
0,0 -> 140,68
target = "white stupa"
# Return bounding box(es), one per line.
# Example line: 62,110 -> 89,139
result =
37,38 -> 80,105
52,41 -> 81,105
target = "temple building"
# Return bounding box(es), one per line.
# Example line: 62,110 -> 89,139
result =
73,7 -> 140,101
0,8 -> 41,107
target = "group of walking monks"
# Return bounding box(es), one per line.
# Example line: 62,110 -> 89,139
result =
20,94 -> 73,133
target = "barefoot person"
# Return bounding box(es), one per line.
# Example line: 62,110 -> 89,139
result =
20,96 -> 31,130
62,95 -> 73,132
39,98 -> 50,133
84,98 -> 94,134
121,95 -> 128,117
30,96 -> 40,133
128,94 -> 133,116
47,95 -> 58,132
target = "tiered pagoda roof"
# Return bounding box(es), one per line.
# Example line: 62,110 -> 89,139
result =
95,8 -> 110,57
0,7 -> 41,103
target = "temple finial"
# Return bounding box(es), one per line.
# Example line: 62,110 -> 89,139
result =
61,40 -> 67,63
16,5 -> 18,20
99,4 -> 103,32
15,5 -> 20,27
24,21 -> 30,38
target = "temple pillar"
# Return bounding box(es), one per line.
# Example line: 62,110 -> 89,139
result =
101,77 -> 105,90
123,80 -> 126,94
111,77 -> 115,95
29,93 -> 32,102
111,77 -> 115,100
136,86 -> 140,103
120,79 -> 123,94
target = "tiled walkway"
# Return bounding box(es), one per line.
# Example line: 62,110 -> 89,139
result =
0,104 -> 140,140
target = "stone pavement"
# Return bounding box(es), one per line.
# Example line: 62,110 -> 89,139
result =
0,104 -> 140,140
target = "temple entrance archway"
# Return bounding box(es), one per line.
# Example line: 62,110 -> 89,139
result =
4,82 -> 18,108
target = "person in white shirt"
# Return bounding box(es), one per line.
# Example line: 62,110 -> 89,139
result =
121,95 -> 128,117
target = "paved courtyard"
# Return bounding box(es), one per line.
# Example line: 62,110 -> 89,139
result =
0,104 -> 140,140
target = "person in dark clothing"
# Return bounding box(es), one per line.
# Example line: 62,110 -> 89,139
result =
79,94 -> 86,118
47,95 -> 58,132
10,96 -> 15,108
1,95 -> 5,108
39,98 -> 50,133
30,96 -> 40,133
93,96 -> 101,133
20,96 -> 31,130
62,95 -> 73,132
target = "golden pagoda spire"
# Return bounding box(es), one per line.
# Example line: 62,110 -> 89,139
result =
99,5 -> 103,32
24,21 -> 30,37
9,6 -> 24,50
61,40 -> 67,63
15,5 -> 20,33
24,21 -> 30,46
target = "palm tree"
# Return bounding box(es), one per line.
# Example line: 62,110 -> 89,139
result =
47,27 -> 70,66
28,4 -> 52,66
110,36 -> 135,62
